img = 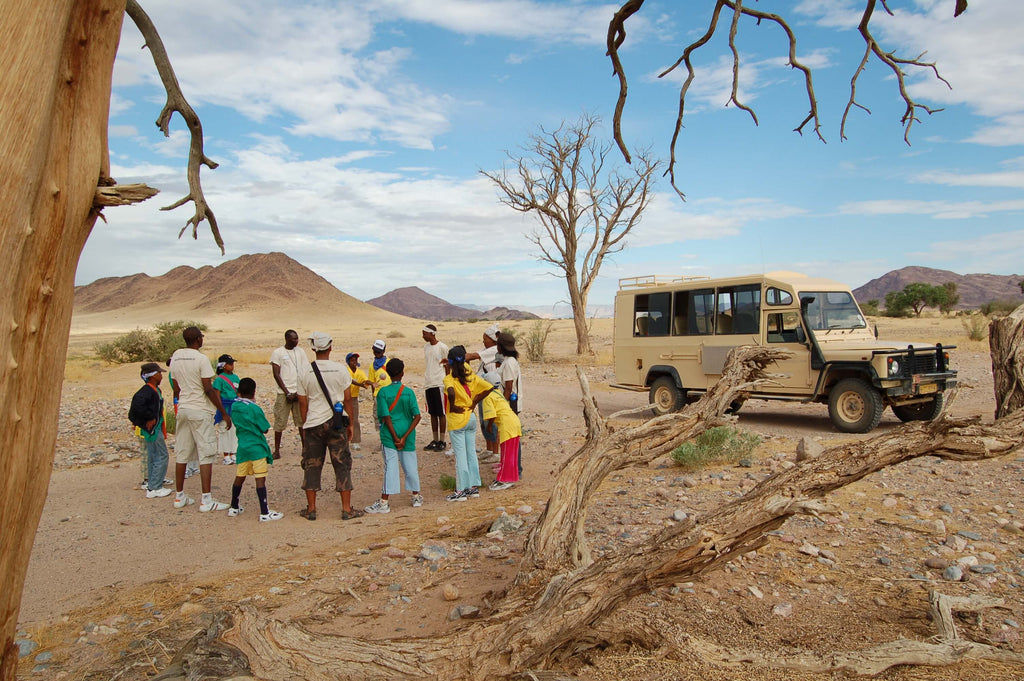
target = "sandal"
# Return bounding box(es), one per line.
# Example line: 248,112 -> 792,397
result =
299,507 -> 317,521
341,508 -> 364,520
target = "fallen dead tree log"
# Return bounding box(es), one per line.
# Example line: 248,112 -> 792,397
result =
173,346 -> 1024,680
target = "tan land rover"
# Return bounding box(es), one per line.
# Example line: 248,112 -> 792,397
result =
612,272 -> 956,433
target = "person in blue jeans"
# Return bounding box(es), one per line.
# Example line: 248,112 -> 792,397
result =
364,358 -> 423,513
128,362 -> 172,499
442,346 -> 494,502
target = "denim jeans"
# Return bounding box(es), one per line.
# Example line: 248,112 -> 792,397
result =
449,412 -> 480,491
381,446 -> 420,495
145,435 -> 169,491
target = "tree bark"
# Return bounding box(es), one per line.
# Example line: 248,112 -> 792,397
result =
990,304 -> 1024,418
566,278 -> 591,355
0,2 -> 125,679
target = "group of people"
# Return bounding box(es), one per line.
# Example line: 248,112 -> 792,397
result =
128,322 -> 525,520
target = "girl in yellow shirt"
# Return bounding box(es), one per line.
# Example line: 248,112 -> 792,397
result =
443,345 -> 493,501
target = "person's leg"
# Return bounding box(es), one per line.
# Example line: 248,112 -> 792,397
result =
327,426 -> 359,515
301,425 -> 325,517
450,423 -> 472,492
350,399 -> 361,445
398,447 -> 420,495
272,393 -> 289,458
230,475 -> 245,510
463,413 -> 481,489
496,436 -> 520,483
146,437 -> 166,491
173,409 -> 198,493
195,414 -> 219,495
255,477 -> 269,515
381,445 -> 399,500
291,401 -> 306,450
138,434 -> 149,488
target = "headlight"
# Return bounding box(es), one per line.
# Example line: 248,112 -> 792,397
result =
887,358 -> 901,376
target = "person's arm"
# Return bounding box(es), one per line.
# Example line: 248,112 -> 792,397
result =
503,379 -> 514,400
271,362 -> 292,398
399,414 -> 422,448
343,392 -> 355,441
297,394 -> 309,425
446,386 -> 463,413
470,386 -> 494,409
203,377 -> 232,429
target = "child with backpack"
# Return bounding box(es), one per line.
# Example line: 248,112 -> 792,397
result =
227,378 -> 284,521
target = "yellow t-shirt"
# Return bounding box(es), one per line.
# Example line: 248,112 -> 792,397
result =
347,367 -> 368,398
368,363 -> 392,397
443,372 -> 493,431
481,391 -> 521,443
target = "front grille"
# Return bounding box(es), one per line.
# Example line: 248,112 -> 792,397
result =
908,354 -> 938,374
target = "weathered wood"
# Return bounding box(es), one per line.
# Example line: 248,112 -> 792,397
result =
0,2 -> 126,679
990,304 -> 1024,418
93,182 -> 159,207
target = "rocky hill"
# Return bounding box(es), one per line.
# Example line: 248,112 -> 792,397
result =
366,286 -> 538,321
72,252 -> 400,325
854,266 -> 1023,310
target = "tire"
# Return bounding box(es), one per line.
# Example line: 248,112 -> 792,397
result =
892,393 -> 944,422
649,376 -> 685,415
828,378 -> 883,433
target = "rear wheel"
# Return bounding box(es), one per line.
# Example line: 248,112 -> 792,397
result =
649,376 -> 685,415
892,394 -> 944,422
828,378 -> 883,433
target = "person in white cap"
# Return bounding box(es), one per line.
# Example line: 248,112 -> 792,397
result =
295,332 -> 362,520
367,339 -> 392,435
465,324 -> 501,460
421,324 -> 449,452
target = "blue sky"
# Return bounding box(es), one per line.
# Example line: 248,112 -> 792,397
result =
84,0 -> 1024,311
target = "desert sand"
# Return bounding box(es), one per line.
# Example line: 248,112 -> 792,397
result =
15,311 -> 1022,680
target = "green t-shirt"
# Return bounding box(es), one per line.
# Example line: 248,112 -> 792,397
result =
213,372 -> 239,401
231,399 -> 273,464
376,382 -> 419,451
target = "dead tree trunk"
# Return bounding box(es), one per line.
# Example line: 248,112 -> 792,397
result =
214,361 -> 1024,681
0,3 -> 127,679
990,304 -> 1024,418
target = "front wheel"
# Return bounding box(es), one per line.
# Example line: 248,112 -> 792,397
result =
892,394 -> 944,422
649,376 -> 685,415
828,378 -> 883,433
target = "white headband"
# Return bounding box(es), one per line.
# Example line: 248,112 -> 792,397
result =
423,326 -> 436,334
141,371 -> 160,381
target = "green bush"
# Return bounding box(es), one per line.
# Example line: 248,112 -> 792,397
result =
95,320 -> 207,363
961,313 -> 988,341
860,299 -> 880,316
670,426 -> 761,470
979,299 -> 1022,317
386,330 -> 404,339
522,319 -> 554,363
439,474 -> 456,491
163,408 -> 176,435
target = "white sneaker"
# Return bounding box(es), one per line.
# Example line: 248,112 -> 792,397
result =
351,443 -> 362,451
139,480 -> 149,490
221,456 -> 233,465
199,499 -> 230,513
174,494 -> 195,509
365,499 -> 390,514
445,490 -> 467,503
260,510 -> 284,522
488,481 -> 514,491
163,478 -> 172,485
411,494 -> 424,508
444,447 -> 454,457
227,506 -> 244,517
146,487 -> 173,498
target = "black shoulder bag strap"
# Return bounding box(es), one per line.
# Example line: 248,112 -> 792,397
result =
311,361 -> 335,405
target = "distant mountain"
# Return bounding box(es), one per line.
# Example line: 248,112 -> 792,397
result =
854,266 -> 1024,310
73,252 -> 387,318
366,287 -> 539,321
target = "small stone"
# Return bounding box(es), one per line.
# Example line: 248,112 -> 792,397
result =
970,564 -> 997,574
671,510 -> 687,522
795,437 -> 823,462
420,544 -> 449,561
515,505 -> 533,515
436,516 -> 451,525
819,549 -> 837,562
878,556 -> 892,566
34,652 -> 52,663
268,587 -> 286,595
179,602 -> 204,617
681,477 -> 699,488
490,513 -> 525,534
945,535 -> 968,552
387,583 -> 403,592
16,640 -> 37,658
443,584 -> 459,602
1006,619 -> 1021,629
958,530 -> 983,541
449,605 -> 480,621
384,547 -> 407,559
748,585 -> 763,599
798,542 -> 820,557
958,556 -> 980,568
924,557 -> 949,570
944,565 -> 964,582
772,603 -> 793,618
882,497 -> 898,509
737,459 -> 753,468
993,629 -> 1021,644
939,503 -> 953,513
95,625 -> 119,635
909,573 -> 928,581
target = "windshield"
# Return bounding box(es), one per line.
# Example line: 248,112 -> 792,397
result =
801,291 -> 867,330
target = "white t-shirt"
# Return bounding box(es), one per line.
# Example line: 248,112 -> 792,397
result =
297,359 -> 352,429
500,356 -> 523,410
170,348 -> 216,414
269,345 -> 310,394
476,345 -> 498,375
423,341 -> 449,389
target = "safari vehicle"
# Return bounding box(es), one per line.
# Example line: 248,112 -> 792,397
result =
612,272 -> 956,433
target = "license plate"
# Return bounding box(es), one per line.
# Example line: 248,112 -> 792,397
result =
919,383 -> 938,395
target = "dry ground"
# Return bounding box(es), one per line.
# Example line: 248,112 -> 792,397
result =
15,314 -> 1024,680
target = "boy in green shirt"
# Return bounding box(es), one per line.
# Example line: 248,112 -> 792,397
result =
228,378 -> 284,521
365,358 -> 423,513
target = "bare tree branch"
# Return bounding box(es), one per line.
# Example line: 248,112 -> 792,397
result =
125,0 -> 224,254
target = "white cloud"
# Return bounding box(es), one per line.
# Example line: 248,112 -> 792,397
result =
840,198 -> 1024,219
627,194 -> 808,247
909,229 -> 1024,272
916,169 -> 1024,189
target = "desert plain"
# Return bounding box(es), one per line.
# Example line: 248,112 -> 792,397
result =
13,308 -> 1024,680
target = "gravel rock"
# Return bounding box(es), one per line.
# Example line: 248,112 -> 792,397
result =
795,437 -> 822,462
772,603 -> 793,618
970,564 -> 997,574
958,530 -> 983,541
443,584 -> 459,602
489,513 -> 525,534
943,565 -> 964,581
420,544 -> 449,561
16,639 -> 37,657
924,557 -> 949,570
671,510 -> 688,522
449,605 -> 480,621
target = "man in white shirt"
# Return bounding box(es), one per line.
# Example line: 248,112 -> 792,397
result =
270,329 -> 309,459
421,324 -> 449,452
169,326 -> 232,512
296,332 -> 361,520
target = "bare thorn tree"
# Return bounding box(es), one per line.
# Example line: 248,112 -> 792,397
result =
607,0 -> 967,196
482,113 -> 660,355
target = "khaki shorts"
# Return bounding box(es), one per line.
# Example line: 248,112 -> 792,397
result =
273,393 -> 303,431
236,458 -> 269,478
174,407 -> 218,465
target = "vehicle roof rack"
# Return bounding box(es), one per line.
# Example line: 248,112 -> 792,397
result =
618,275 -> 711,290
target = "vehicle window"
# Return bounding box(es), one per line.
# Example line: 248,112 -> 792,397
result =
633,292 -> 671,336
767,311 -> 802,343
802,291 -> 867,330
717,284 -> 761,335
673,289 -> 714,336
766,287 -> 793,306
